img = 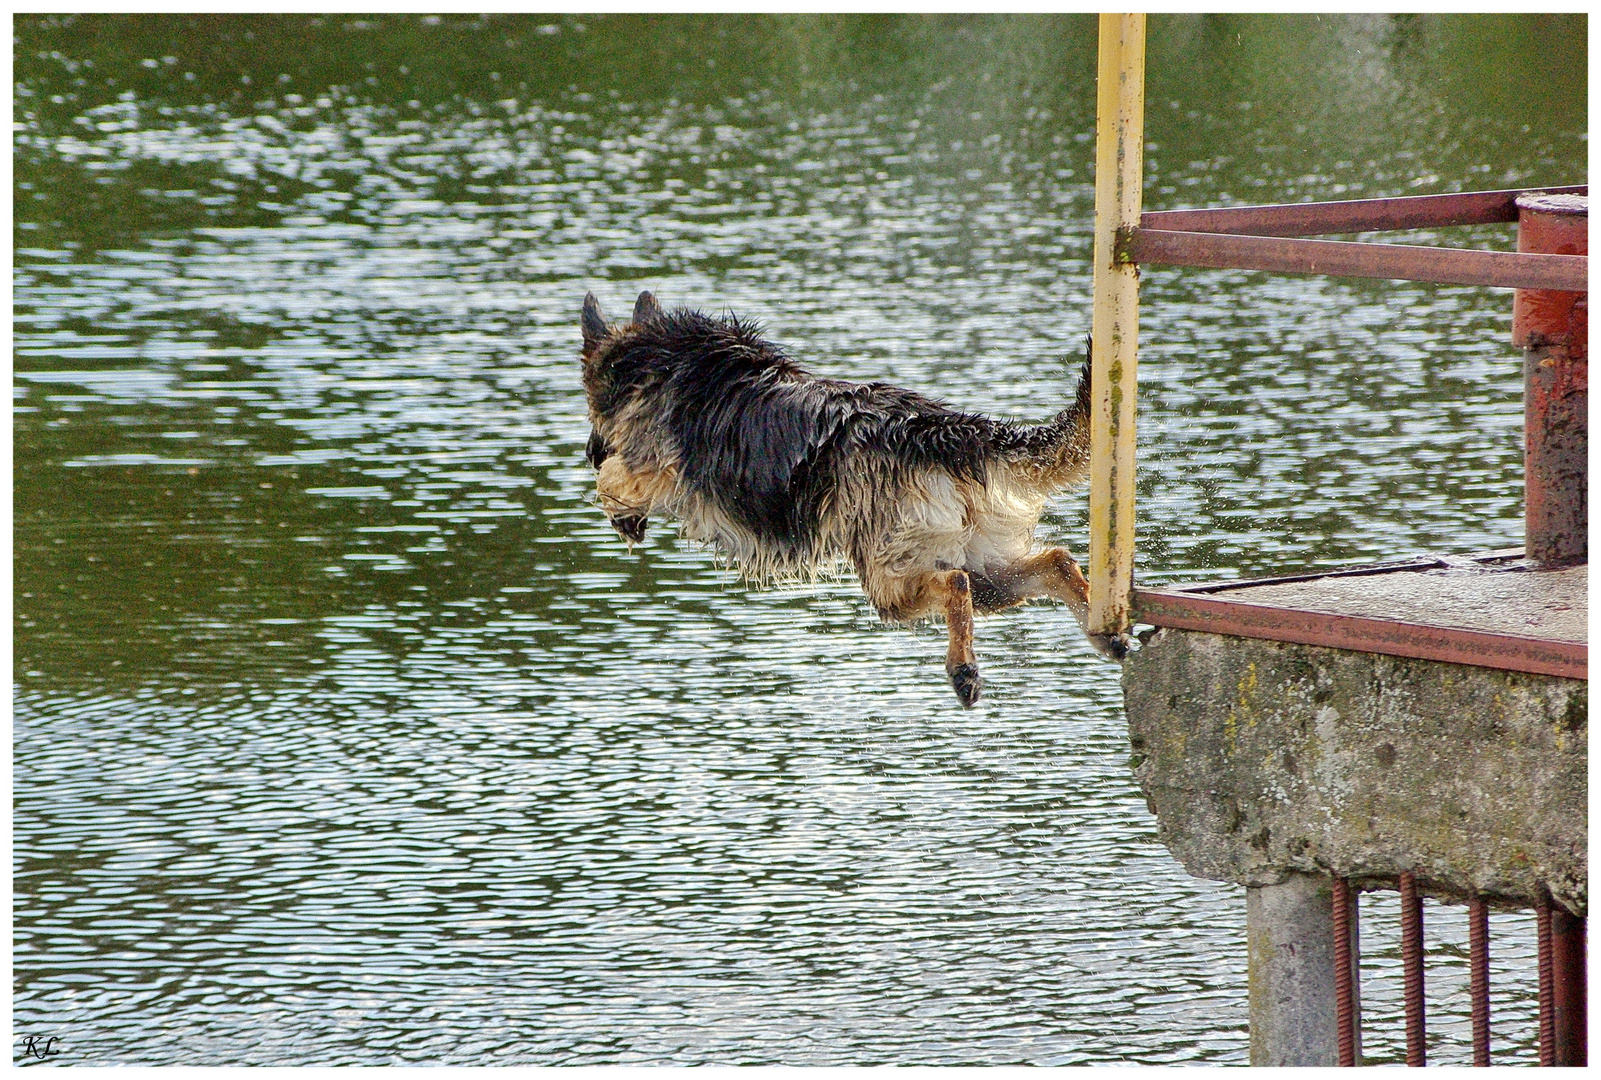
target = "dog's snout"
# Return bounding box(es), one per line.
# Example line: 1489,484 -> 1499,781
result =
611,514 -> 647,545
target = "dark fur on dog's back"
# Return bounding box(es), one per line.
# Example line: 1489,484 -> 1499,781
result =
583,302 -> 1091,578
580,291 -> 1112,704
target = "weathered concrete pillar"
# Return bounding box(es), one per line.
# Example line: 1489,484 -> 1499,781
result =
1248,873 -> 1338,1066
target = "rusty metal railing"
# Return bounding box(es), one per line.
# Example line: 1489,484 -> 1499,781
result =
1333,877 -> 1587,1066
1121,186 -> 1589,291
1125,186 -> 1590,679
1123,188 -> 1590,1062
1096,181 -> 1591,650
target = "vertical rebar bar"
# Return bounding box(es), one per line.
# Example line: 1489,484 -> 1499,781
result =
1332,876 -> 1357,1066
1537,904 -> 1555,1066
1550,908 -> 1587,1066
1469,896 -> 1490,1066
1399,872 -> 1425,1066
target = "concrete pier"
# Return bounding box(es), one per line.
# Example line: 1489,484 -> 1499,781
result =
1124,627 -> 1586,913
1122,586 -> 1586,1064
1247,874 -> 1338,1066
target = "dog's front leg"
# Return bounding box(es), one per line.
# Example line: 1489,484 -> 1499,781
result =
939,569 -> 982,707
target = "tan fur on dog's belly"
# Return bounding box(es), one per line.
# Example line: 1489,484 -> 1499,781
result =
849,467 -> 1048,622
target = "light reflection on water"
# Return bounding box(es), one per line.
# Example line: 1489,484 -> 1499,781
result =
14,13 -> 1582,1065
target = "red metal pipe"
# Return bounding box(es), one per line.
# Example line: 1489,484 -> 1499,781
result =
1515,193 -> 1588,566
1122,228 -> 1587,291
1550,909 -> 1587,1066
1332,876 -> 1358,1066
1130,587 -> 1587,680
1468,896 -> 1490,1066
1538,905 -> 1556,1065
1140,185 -> 1588,237
1399,873 -> 1426,1066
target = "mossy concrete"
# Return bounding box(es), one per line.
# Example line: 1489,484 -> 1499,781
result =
1123,628 -> 1587,916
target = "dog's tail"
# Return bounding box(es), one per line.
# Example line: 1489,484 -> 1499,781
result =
1001,335 -> 1092,488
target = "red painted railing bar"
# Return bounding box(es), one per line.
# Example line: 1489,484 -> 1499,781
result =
1537,905 -> 1556,1066
1400,872 -> 1426,1066
1468,896 -> 1490,1066
1130,588 -> 1587,681
1550,909 -> 1587,1066
1122,228 -> 1588,292
1140,185 -> 1588,237
1332,876 -> 1358,1066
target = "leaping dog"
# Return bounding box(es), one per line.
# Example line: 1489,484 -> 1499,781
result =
579,290 -> 1125,706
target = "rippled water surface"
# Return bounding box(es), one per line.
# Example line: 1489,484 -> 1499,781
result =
14,13 -> 1585,1066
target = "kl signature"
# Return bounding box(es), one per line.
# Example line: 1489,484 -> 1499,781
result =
20,1036 -> 60,1061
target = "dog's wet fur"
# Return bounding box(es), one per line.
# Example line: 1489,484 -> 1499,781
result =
579,290 -> 1127,706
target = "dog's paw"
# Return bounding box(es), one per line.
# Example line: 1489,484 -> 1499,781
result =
949,662 -> 982,707
611,514 -> 648,545
1088,632 -> 1130,661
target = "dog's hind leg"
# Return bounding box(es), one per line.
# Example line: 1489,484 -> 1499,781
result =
937,569 -> 982,707
1001,548 -> 1089,615
997,547 -> 1128,660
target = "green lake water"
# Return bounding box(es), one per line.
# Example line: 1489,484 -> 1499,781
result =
13,13 -> 1586,1065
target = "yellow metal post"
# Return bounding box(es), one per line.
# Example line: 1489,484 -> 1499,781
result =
1088,12 -> 1145,639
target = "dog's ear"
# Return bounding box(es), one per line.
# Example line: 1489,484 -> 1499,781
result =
581,292 -> 613,349
632,290 -> 663,325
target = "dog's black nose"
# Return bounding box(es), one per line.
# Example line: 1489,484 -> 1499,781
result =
612,514 -> 647,545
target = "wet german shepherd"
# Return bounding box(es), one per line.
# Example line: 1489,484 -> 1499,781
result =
579,291 -> 1125,706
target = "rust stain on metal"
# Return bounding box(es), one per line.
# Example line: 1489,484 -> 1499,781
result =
1400,872 -> 1426,1067
1333,877 -> 1358,1067
1517,193 -> 1588,567
1112,225 -> 1139,265
1469,896 -> 1490,1066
